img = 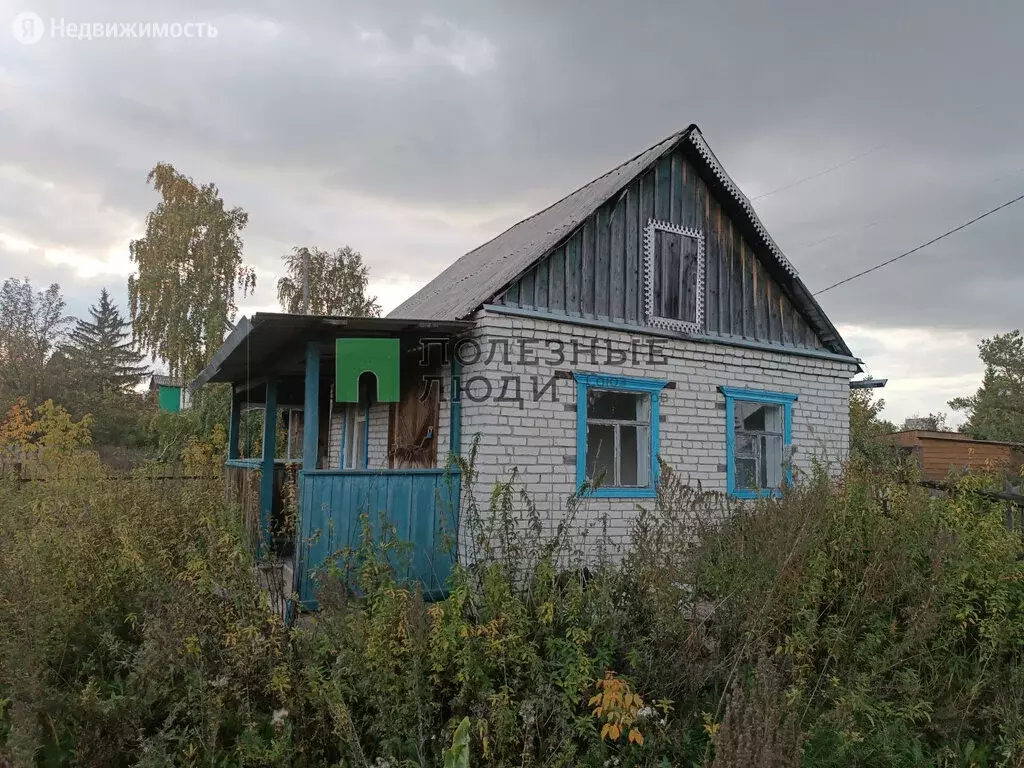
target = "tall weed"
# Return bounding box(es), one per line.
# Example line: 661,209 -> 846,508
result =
2,436 -> 1023,767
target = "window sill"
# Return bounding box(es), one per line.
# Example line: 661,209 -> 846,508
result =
648,316 -> 702,335
729,488 -> 783,500
585,486 -> 657,499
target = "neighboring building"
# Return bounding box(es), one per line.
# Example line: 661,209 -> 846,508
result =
903,416 -> 942,432
892,430 -> 1024,483
149,375 -> 188,413
192,124 -> 860,607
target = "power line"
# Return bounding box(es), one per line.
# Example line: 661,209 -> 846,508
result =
788,163 -> 1024,257
814,192 -> 1024,296
751,144 -> 885,202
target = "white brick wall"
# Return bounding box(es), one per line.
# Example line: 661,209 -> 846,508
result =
456,310 -> 858,556
367,402 -> 390,469
326,408 -> 344,468
323,403 -> 389,469
436,360 -> 452,462
324,404 -> 383,469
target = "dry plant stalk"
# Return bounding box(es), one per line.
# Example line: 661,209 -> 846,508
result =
708,657 -> 803,768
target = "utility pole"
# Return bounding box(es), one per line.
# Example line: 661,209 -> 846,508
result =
301,247 -> 310,315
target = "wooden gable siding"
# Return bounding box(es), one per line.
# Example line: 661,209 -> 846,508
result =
495,147 -> 824,350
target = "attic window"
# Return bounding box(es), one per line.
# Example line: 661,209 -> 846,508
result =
643,220 -> 705,333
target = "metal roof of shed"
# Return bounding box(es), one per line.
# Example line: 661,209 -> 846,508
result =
149,374 -> 182,389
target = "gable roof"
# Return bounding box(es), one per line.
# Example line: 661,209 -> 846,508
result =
389,124 -> 852,358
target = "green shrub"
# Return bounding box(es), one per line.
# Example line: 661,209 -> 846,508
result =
2,436 -> 1023,767
689,466 -> 1024,766
0,448 -> 292,766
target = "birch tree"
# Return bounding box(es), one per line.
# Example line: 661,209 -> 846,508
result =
0,279 -> 73,408
276,246 -> 381,317
128,163 -> 255,379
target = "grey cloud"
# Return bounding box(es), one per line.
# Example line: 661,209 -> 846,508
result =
0,242 -> 119,321
1,0 -> 1022,421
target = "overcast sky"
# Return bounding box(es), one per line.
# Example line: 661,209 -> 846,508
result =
1,0 -> 1020,425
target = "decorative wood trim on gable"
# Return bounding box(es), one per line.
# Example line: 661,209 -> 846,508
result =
685,131 -> 798,278
492,146 -> 830,353
643,219 -> 706,335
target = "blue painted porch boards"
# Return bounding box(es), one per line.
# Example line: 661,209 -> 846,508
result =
296,469 -> 461,605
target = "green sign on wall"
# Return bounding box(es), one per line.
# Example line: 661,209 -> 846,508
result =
335,338 -> 400,403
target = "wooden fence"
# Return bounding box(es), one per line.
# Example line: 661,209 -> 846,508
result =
920,478 -> 1024,541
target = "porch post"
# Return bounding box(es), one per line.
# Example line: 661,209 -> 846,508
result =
227,384 -> 240,460
303,343 -> 321,471
259,379 -> 278,556
293,343 -> 322,610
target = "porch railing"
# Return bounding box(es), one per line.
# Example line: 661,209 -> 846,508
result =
296,468 -> 461,605
225,459 -> 262,551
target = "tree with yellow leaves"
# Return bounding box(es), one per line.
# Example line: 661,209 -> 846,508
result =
0,397 -> 92,461
128,163 -> 256,380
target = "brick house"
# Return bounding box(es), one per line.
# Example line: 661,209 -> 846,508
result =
194,124 -> 859,606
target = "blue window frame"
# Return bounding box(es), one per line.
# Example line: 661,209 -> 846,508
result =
574,372 -> 668,498
721,387 -> 797,499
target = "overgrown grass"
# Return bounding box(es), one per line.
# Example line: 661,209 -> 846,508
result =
2,441 -> 1023,766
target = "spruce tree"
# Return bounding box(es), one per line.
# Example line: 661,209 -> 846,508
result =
66,289 -> 150,393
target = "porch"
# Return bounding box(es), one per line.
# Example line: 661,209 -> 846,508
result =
297,468 -> 460,603
193,313 -> 471,608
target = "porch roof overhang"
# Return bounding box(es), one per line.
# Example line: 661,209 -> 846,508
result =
189,312 -> 473,392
